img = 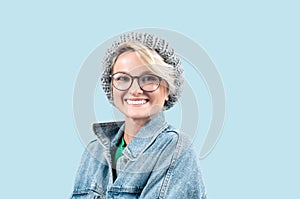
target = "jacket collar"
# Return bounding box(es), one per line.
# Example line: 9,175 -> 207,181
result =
92,112 -> 168,160
93,121 -> 125,149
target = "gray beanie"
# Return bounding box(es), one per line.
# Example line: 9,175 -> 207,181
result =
100,32 -> 184,110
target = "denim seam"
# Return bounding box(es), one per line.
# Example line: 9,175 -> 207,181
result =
158,130 -> 181,199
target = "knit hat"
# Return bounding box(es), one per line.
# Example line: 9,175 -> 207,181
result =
100,32 -> 184,110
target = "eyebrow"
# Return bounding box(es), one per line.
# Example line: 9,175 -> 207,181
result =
113,71 -> 156,76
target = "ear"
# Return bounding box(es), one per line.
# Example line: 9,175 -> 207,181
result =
165,95 -> 169,101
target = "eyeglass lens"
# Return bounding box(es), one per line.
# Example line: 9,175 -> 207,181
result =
111,72 -> 161,92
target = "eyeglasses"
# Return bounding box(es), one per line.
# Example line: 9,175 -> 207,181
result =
110,72 -> 162,92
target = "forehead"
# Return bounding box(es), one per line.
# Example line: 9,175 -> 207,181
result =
113,51 -> 152,75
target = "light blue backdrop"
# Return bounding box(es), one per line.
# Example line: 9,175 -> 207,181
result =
0,1 -> 299,198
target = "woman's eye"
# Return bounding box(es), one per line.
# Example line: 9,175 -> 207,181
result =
116,76 -> 130,82
142,75 -> 157,82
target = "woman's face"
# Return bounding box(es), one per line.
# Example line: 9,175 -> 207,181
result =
112,51 -> 169,122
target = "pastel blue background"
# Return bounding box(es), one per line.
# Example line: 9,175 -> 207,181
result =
0,0 -> 299,198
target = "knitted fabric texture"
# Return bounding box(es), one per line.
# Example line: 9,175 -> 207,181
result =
100,32 -> 184,110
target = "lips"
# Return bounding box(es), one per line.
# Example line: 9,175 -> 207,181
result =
126,99 -> 149,105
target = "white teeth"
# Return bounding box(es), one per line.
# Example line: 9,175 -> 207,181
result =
126,99 -> 147,105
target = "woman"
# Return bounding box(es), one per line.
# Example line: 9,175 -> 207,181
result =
71,32 -> 207,199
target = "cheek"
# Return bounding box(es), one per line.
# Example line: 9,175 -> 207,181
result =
112,88 -> 124,104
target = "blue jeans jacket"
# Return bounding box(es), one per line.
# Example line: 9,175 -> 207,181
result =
71,112 -> 206,199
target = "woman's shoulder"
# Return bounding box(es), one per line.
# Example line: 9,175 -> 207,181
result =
160,125 -> 194,145
160,125 -> 200,159
81,139 -> 107,162
154,125 -> 194,154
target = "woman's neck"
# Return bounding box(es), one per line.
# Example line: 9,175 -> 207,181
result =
123,117 -> 150,145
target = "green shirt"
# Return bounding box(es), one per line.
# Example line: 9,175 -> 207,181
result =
114,137 -> 127,167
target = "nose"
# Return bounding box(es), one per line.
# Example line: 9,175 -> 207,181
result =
128,78 -> 143,95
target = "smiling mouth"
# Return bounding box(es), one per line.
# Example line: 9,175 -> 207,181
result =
126,99 -> 148,105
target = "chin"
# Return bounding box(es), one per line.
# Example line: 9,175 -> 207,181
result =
127,109 -> 162,121
118,105 -> 163,121
126,112 -> 151,120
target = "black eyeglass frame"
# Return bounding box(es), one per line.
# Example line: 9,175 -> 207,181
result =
109,72 -> 163,92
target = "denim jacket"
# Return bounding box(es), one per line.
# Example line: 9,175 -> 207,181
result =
71,112 -> 206,199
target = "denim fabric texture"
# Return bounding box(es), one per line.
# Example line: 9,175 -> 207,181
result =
71,112 -> 206,199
